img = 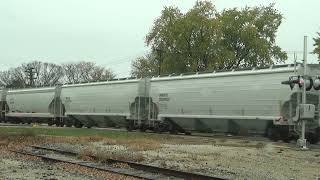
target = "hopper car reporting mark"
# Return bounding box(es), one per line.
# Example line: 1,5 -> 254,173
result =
0,64 -> 320,144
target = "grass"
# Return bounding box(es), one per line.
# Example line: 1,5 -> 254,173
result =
0,128 -> 36,138
0,126 -> 171,141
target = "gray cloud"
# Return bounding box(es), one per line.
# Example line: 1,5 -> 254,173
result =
0,0 -> 319,77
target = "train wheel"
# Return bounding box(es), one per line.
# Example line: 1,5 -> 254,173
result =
267,127 -> 280,141
169,128 -> 178,135
154,124 -> 166,133
126,121 -> 134,131
139,124 -> 148,132
75,124 -> 83,128
48,121 -> 53,126
74,120 -> 83,128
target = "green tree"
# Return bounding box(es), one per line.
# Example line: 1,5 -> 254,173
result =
145,1 -> 221,74
314,32 -> 320,60
131,53 -> 159,78
132,1 -> 287,76
218,4 -> 287,69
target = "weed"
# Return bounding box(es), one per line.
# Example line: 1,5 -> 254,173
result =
79,147 -> 145,162
160,161 -> 167,167
242,140 -> 250,144
255,142 -> 266,149
219,138 -> 227,143
125,139 -> 161,151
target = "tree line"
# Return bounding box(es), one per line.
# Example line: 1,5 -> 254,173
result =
131,1 -> 320,78
0,61 -> 115,88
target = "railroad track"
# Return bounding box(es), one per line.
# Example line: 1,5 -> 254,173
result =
10,145 -> 226,180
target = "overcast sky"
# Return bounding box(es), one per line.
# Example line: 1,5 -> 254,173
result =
0,0 -> 319,77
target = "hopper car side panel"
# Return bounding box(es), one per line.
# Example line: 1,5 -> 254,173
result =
0,90 -> 7,121
150,67 -> 297,134
61,80 -> 142,127
6,88 -> 56,118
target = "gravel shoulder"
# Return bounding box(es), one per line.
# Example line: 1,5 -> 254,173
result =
42,136 -> 320,180
0,137 -> 133,180
1,132 -> 320,180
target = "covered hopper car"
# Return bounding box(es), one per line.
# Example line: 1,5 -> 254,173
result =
0,64 -> 319,143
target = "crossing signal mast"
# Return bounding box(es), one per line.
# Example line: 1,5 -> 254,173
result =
282,36 -> 317,149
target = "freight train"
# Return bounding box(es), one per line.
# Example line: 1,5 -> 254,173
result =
0,64 -> 320,143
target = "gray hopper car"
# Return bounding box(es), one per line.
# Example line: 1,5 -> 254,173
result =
0,64 -> 319,143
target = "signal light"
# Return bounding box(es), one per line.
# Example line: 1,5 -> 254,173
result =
282,76 -> 313,91
289,76 -> 299,90
313,78 -> 320,90
298,77 -> 313,91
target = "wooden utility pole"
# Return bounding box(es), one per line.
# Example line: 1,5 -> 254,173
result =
156,49 -> 163,76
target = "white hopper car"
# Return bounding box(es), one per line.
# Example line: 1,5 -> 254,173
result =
0,64 -> 319,143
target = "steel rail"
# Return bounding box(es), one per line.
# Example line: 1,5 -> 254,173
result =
29,145 -> 226,180
10,149 -> 162,180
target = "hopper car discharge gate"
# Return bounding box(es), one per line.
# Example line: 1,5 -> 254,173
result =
127,79 -> 161,132
48,85 -> 65,127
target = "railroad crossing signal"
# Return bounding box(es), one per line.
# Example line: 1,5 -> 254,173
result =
282,75 -> 317,91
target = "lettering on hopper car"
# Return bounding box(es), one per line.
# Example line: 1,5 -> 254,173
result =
159,93 -> 170,101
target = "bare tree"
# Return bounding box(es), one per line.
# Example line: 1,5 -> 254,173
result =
0,68 -> 27,88
1,61 -> 115,88
62,61 -> 115,83
39,62 -> 64,86
0,61 -> 64,88
62,63 -> 82,84
101,68 -> 115,80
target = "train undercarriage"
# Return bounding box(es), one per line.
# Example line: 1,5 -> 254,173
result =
1,115 -> 319,144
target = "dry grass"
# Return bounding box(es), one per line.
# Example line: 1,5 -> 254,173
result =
219,138 -> 227,143
241,140 -> 250,144
78,147 -> 145,162
0,139 -> 8,146
212,139 -> 267,149
78,148 -> 96,161
0,128 -> 36,138
255,142 -> 266,149
97,138 -> 161,151
124,139 -> 161,151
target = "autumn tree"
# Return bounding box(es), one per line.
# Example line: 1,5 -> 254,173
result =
314,32 -> 320,60
132,1 -> 287,76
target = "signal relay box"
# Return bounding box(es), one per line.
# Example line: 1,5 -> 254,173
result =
298,104 -> 315,120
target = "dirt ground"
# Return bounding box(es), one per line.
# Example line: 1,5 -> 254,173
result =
0,134 -> 320,180
0,136 -> 134,180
